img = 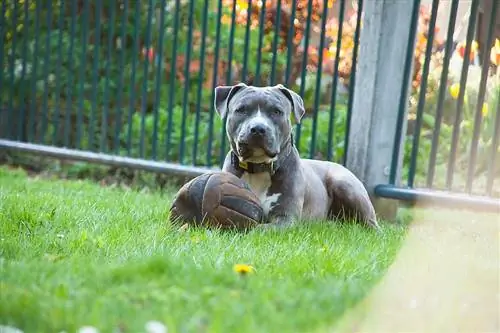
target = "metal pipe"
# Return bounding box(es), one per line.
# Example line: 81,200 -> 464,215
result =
0,140 -> 218,179
375,184 -> 500,213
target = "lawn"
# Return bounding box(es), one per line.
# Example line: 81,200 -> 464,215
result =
0,166 -> 409,333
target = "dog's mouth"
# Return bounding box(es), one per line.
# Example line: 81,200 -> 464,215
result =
236,142 -> 278,162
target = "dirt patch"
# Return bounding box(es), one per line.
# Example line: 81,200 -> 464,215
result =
332,204 -> 500,333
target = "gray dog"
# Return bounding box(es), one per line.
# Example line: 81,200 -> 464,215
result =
214,82 -> 380,231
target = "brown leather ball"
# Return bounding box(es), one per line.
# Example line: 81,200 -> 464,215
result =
168,171 -> 264,231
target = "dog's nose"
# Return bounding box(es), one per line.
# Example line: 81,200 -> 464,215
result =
250,124 -> 266,136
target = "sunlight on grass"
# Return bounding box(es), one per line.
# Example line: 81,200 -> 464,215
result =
0,166 -> 409,333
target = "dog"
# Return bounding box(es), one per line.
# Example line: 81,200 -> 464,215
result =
214,82 -> 380,231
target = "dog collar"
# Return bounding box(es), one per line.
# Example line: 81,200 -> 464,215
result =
231,152 -> 280,175
231,135 -> 294,175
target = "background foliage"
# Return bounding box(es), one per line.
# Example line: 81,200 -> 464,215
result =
1,0 -> 499,195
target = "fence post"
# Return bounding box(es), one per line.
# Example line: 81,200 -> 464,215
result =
346,0 -> 418,221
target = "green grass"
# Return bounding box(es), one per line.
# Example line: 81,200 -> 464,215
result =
0,166 -> 408,333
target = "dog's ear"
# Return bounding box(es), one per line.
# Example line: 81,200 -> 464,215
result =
275,84 -> 305,124
214,82 -> 248,119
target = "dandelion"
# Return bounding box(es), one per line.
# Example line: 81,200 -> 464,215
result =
145,320 -> 168,333
449,83 -> 460,99
233,263 -> 255,275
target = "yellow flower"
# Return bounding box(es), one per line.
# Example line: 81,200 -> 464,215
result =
233,264 -> 255,275
482,103 -> 488,117
449,83 -> 460,99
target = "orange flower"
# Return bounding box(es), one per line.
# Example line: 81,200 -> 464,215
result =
456,40 -> 478,61
490,39 -> 500,66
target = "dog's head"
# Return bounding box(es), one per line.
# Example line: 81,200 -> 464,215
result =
214,83 -> 305,163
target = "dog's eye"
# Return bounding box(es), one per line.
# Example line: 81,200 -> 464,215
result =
272,108 -> 283,115
235,107 -> 246,114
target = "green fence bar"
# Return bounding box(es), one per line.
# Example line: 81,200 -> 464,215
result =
444,0 -> 479,189
284,0 -> 297,86
76,1 -> 90,150
426,0 -> 459,188
343,0 -> 363,166
52,0 -> 66,146
0,0 -> 6,121
465,0 -> 498,194
309,0 -> 329,159
179,0 -> 195,165
389,0 -> 421,185
39,0 -> 54,144
64,0 -> 77,148
206,0 -> 224,167
101,2 -> 118,154
254,0 -> 267,86
139,0 -> 155,159
113,0 -> 129,154
295,0 -> 314,147
17,0 -> 30,142
327,0 -> 346,162
408,0 -> 440,188
28,3 -> 42,144
166,0 -> 181,161
219,0 -> 238,167
89,0 -> 102,152
152,0 -> 168,160
6,0 -> 19,140
192,0 -> 210,164
270,0 -> 282,86
126,0 -> 142,155
241,0 -> 252,83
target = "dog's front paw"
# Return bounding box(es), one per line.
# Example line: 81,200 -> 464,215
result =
254,215 -> 296,232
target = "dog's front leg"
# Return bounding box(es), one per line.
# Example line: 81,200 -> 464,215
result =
255,192 -> 304,231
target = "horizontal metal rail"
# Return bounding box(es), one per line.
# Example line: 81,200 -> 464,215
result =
0,139 -> 217,179
375,184 -> 500,213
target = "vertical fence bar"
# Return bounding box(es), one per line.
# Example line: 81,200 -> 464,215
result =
445,0 -> 479,189
284,0 -> 297,86
126,0 -> 142,155
101,2 -> 117,154
295,0 -> 314,147
254,0 -> 267,86
165,0 -> 181,161
408,0 -> 440,188
64,0 -> 77,148
327,0 -> 346,162
39,0 -> 53,144
113,0 -> 129,154
241,0 -> 253,83
88,0 -> 102,152
269,0 -> 282,86
389,0 -> 421,185
0,0 -> 6,123
52,0 -> 66,146
192,0 -> 210,164
152,0 -> 168,160
219,0 -> 238,167
309,0 -> 329,159
17,0 -> 30,142
426,0 -> 459,188
139,0 -> 154,159
206,0 -> 224,167
27,2 -> 41,143
342,0 -> 363,165
465,1 -> 498,194
486,98 -> 500,196
76,1 -> 90,150
179,0 -> 195,165
7,0 -> 19,140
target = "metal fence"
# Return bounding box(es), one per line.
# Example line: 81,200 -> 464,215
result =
374,0 -> 500,207
0,0 -> 499,206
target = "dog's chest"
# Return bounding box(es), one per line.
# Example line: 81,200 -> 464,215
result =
241,172 -> 280,216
